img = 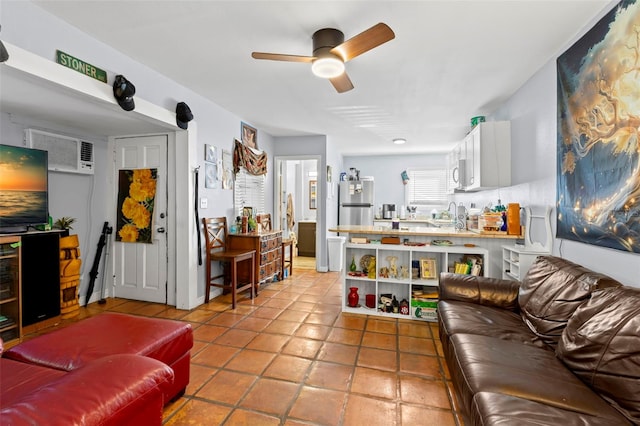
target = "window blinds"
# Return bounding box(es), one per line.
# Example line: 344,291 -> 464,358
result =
405,168 -> 448,205
233,167 -> 266,217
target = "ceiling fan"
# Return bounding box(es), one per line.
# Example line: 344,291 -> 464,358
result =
252,23 -> 395,93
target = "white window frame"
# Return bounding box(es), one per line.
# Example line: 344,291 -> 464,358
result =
404,167 -> 448,208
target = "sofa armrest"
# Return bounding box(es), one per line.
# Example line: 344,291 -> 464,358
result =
439,272 -> 521,312
0,354 -> 173,426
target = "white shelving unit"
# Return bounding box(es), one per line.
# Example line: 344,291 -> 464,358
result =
501,245 -> 548,281
343,243 -> 489,322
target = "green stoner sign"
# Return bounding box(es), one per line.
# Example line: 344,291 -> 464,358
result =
56,50 -> 107,83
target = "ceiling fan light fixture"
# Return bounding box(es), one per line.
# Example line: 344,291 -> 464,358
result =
393,138 -> 406,145
311,56 -> 345,79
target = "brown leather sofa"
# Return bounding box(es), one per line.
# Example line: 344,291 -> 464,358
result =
438,255 -> 640,425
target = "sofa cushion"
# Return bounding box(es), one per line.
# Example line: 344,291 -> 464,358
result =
557,286 -> 640,424
471,392 -> 631,425
4,313 -> 193,372
518,256 -> 621,348
1,354 -> 173,426
438,300 -> 547,349
439,273 -> 521,312
0,358 -> 66,407
446,333 -> 624,421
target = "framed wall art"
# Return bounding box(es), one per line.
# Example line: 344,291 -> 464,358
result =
204,162 -> 217,189
205,144 -> 216,162
241,122 -> 257,149
420,258 -> 437,279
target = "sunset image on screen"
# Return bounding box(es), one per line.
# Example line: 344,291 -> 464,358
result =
0,146 -> 48,191
0,144 -> 49,227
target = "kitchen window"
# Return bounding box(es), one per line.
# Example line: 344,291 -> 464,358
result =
404,168 -> 447,207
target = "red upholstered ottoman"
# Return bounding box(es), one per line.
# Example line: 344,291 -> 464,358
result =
5,312 -> 193,403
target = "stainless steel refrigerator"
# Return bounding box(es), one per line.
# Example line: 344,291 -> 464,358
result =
338,180 -> 374,226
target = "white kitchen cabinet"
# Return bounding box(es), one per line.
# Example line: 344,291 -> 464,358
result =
447,143 -> 465,194
501,245 -> 548,281
463,121 -> 511,191
343,242 -> 489,322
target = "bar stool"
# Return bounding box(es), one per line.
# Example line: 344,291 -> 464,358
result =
202,217 -> 256,309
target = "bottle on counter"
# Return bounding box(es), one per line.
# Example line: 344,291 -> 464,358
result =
507,203 -> 521,235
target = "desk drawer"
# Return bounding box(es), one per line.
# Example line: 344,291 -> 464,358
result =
259,260 -> 280,281
260,248 -> 281,264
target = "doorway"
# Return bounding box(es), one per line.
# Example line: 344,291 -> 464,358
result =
112,134 -> 169,303
274,156 -> 320,271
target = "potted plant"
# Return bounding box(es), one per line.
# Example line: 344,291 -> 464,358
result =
54,216 -> 76,230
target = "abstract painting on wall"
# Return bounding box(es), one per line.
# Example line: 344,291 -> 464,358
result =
556,0 -> 640,253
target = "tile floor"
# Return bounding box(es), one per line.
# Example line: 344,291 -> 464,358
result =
33,267 -> 465,425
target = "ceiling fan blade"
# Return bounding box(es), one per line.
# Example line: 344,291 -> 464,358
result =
251,52 -> 314,63
331,23 -> 395,62
330,72 -> 354,93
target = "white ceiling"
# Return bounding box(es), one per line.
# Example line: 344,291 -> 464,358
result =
14,1 -> 611,155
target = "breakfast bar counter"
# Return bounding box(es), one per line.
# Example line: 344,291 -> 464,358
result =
329,225 -> 532,323
329,225 -> 523,279
329,225 -> 521,240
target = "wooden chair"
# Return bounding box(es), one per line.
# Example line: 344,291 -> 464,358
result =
202,217 -> 256,308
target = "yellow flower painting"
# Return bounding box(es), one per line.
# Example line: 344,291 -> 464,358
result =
116,168 -> 157,243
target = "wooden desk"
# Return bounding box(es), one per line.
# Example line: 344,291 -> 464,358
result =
228,230 -> 282,287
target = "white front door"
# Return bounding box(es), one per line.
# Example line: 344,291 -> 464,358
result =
113,135 -> 168,303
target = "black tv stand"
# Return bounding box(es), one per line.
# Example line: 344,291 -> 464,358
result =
3,230 -> 66,332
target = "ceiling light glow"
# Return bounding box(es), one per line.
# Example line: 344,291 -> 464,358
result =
393,138 -> 406,145
312,57 -> 345,79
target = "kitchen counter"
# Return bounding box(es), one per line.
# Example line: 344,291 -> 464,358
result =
373,218 -> 452,226
330,225 -> 524,278
329,225 -> 522,239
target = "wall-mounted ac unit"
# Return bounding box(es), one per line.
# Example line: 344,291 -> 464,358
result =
25,129 -> 94,175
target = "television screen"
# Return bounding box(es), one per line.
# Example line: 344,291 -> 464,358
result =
0,144 -> 49,230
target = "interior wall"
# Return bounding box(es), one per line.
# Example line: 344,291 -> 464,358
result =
324,136 -> 342,239
455,2 -> 638,288
343,154 -> 449,217
300,159 -> 317,222
2,0 -> 279,306
1,113 -> 110,299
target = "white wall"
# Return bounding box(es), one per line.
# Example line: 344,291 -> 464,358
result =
1,0 -> 277,304
343,154 -> 449,217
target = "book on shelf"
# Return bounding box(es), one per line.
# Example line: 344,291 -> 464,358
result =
350,237 -> 368,244
452,254 -> 484,276
0,315 -> 16,328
